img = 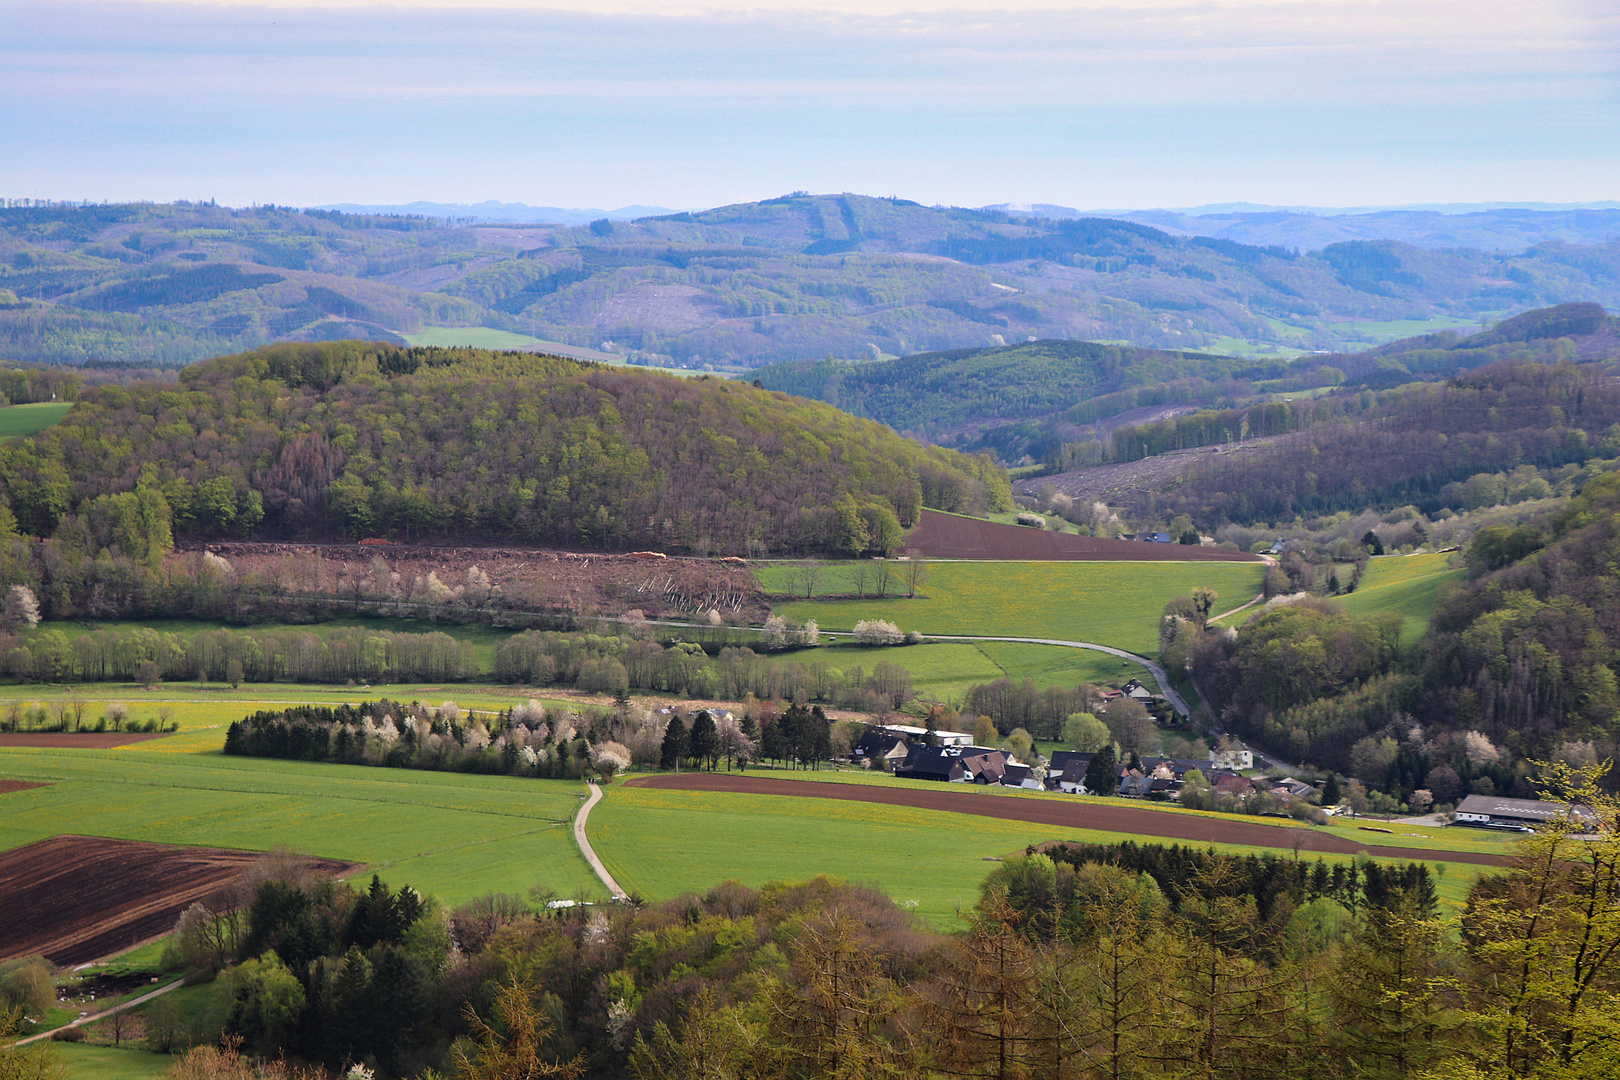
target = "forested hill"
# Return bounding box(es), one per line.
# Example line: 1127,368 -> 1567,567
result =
4,196 -> 1620,368
751,339 -> 1308,441
0,341 -> 1009,554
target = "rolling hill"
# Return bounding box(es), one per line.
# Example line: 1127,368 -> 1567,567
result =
0,341 -> 1010,554
5,196 -> 1620,369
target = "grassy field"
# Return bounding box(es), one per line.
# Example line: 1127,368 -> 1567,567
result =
590,780 -> 1492,922
49,1043 -> 173,1080
1331,315 -> 1481,342
811,640 -> 1150,702
771,561 -> 1268,658
0,727 -> 604,904
1338,552 -> 1465,648
0,401 -> 73,440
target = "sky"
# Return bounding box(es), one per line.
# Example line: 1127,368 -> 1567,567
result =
2,0 -> 1617,212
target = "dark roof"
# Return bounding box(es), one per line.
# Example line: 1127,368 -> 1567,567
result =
1048,750 -> 1095,773
852,729 -> 907,758
1001,764 -> 1032,786
897,745 -> 1003,780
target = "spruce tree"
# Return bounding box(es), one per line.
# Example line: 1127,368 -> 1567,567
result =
660,716 -> 689,771
1085,746 -> 1118,797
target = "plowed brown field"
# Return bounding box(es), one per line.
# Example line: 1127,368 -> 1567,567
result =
627,774 -> 1505,867
0,732 -> 170,749
903,509 -> 1261,562
0,836 -> 356,965
0,780 -> 49,794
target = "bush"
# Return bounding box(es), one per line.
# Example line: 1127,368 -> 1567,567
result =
852,619 -> 903,645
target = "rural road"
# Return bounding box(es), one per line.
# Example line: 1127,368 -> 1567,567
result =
14,978 -> 184,1047
926,634 -> 1192,717
573,781 -> 626,900
641,617 -> 1194,716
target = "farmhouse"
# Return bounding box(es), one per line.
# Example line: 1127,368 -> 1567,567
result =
1454,793 -> 1598,830
895,745 -> 1017,783
1210,737 -> 1254,771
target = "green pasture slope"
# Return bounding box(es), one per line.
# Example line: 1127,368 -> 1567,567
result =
0,401 -> 73,440
589,778 -> 1496,924
1338,552 -> 1464,647
768,560 -> 1268,658
0,713 -> 603,905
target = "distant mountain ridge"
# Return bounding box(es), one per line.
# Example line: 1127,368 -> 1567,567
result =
3,195 -> 1619,368
313,201 -> 677,225
983,203 -> 1620,252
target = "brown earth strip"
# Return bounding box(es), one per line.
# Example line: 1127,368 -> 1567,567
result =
0,779 -> 50,794
0,836 -> 358,965
0,732 -> 172,749
903,508 -> 1261,562
627,774 -> 1506,867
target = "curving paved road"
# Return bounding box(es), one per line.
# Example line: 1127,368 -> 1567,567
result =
573,781 -> 626,900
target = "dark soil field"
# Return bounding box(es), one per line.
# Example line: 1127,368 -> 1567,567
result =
0,732 -> 171,749
629,774 -> 1506,867
0,779 -> 50,794
0,836 -> 355,965
903,509 -> 1261,562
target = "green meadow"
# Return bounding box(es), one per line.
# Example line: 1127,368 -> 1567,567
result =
812,640 -> 1150,702
0,401 -> 73,440
589,780 -> 1490,923
0,736 -> 603,904
1338,552 -> 1464,647
770,560 -> 1268,658
50,1043 -> 174,1080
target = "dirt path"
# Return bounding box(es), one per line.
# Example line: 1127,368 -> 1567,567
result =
13,979 -> 185,1047
627,774 -> 1508,867
574,781 -> 626,899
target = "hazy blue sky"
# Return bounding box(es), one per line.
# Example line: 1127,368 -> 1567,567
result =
3,0 -> 1616,211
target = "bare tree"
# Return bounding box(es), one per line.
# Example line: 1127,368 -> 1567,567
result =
848,561 -> 870,598
903,559 -> 930,598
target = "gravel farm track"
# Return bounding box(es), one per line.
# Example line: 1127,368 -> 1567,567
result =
0,837 -> 357,965
626,774 -> 1508,868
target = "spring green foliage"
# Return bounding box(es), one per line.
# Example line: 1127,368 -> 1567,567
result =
0,341 -> 1006,553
